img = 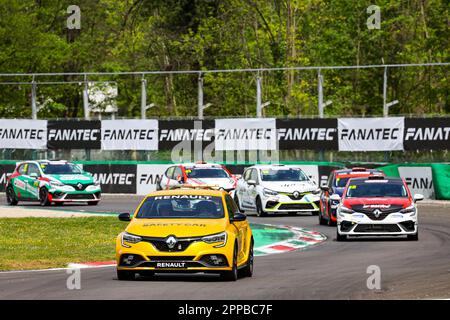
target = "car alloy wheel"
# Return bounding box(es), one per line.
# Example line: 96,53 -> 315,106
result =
39,188 -> 51,206
234,193 -> 245,213
6,186 -> 18,205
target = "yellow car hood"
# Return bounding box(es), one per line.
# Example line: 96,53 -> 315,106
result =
126,218 -> 227,238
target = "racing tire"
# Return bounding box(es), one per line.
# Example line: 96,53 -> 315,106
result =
318,211 -> 327,225
221,246 -> 238,281
39,188 -> 51,207
327,216 -> 337,226
6,186 -> 18,206
233,193 -> 245,213
240,240 -> 254,278
117,269 -> 136,280
88,201 -> 99,206
407,233 -> 419,241
336,228 -> 347,242
255,197 -> 267,217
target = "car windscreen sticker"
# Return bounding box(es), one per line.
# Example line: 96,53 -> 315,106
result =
349,185 -> 357,189
153,195 -> 213,200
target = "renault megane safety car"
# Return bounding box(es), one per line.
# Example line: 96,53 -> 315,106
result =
5,160 -> 101,206
234,165 -> 320,217
156,162 -> 238,196
115,188 -> 253,281
335,176 -> 423,241
319,167 -> 384,226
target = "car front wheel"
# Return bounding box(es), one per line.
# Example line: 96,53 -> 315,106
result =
221,246 -> 238,281
240,241 -> 254,278
256,197 -> 267,217
6,186 -> 18,205
39,188 -> 51,206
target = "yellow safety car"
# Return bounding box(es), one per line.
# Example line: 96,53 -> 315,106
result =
115,188 -> 254,281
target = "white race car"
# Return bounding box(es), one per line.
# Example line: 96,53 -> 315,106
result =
234,165 -> 321,217
156,162 -> 238,197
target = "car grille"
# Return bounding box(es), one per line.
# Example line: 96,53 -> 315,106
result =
142,236 -> 201,252
67,183 -> 92,191
65,193 -> 95,200
286,192 -> 310,200
278,203 -> 314,211
147,256 -> 195,261
354,224 -> 401,233
351,205 -> 403,221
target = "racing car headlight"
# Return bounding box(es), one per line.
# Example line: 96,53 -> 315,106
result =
400,205 -> 416,215
121,232 -> 142,247
50,180 -> 64,187
202,231 -> 227,248
93,180 -> 100,186
339,206 -> 354,214
263,188 -> 278,196
312,188 -> 321,195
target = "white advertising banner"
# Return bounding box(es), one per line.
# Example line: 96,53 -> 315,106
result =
215,118 -> 277,151
0,119 -> 47,149
398,166 -> 435,199
101,120 -> 158,150
136,164 -> 170,195
338,117 -> 404,151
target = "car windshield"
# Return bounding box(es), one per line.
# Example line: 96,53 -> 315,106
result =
335,177 -> 349,187
136,195 -> 225,219
346,182 -> 408,198
185,168 -> 229,179
41,163 -> 82,174
260,168 -> 309,182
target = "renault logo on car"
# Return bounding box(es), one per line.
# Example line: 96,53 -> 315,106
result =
373,209 -> 382,218
166,235 -> 177,249
293,191 -> 300,198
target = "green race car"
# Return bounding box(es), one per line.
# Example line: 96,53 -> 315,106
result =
5,160 -> 101,206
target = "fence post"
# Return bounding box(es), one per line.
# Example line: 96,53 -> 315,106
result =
256,75 -> 262,117
198,73 -> 204,120
383,66 -> 388,117
31,75 -> 37,120
141,75 -> 147,119
318,69 -> 324,118
83,74 -> 90,120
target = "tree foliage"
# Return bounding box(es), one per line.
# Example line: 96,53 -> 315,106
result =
0,0 -> 448,118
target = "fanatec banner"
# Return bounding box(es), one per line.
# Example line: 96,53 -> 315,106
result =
215,118 -> 277,151
276,118 -> 338,150
0,119 -> 47,149
0,117 -> 449,151
404,117 -> 450,150
47,120 -> 101,149
101,120 -> 158,150
338,117 -> 404,152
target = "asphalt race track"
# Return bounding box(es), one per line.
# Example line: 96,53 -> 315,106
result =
1,195 -> 450,299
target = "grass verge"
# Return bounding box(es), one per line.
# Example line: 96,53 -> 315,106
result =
0,217 -> 125,271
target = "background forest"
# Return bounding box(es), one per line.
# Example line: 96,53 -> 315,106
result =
0,0 -> 448,119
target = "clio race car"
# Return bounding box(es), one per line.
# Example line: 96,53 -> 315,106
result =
234,165 -> 321,217
319,167 -> 385,226
116,188 -> 253,281
5,160 -> 101,206
335,175 -> 423,241
156,162 -> 238,197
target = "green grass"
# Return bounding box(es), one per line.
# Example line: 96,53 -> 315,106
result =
0,217 -> 126,271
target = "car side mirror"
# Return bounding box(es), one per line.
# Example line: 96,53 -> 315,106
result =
247,179 -> 257,186
29,173 -> 39,179
118,213 -> 131,221
231,212 -> 247,222
330,194 -> 341,201
413,194 -> 424,202
321,186 -> 330,192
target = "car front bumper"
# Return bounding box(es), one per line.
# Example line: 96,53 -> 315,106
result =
337,211 -> 418,236
262,193 -> 320,213
49,185 -> 101,202
116,236 -> 235,272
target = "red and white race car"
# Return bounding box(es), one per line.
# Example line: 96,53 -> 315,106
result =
156,162 -> 238,197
